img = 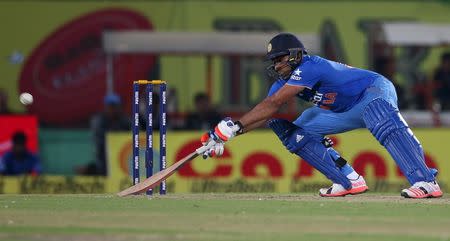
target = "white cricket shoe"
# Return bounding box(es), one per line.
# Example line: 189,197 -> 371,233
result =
319,175 -> 369,197
401,181 -> 443,198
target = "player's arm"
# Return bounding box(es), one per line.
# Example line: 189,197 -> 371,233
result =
239,119 -> 267,133
238,84 -> 305,131
200,84 -> 304,159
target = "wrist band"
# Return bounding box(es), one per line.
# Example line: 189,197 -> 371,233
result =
234,121 -> 244,135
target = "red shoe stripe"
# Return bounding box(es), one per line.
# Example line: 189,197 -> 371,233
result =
410,188 -> 429,198
409,188 -> 421,197
417,188 -> 426,196
407,188 -> 417,196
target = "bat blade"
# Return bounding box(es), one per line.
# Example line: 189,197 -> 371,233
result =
117,144 -> 211,197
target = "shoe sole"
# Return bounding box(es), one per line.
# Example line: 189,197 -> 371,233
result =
350,186 -> 369,195
320,186 -> 369,197
401,191 -> 443,199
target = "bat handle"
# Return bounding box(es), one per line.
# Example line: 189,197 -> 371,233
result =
195,141 -> 215,155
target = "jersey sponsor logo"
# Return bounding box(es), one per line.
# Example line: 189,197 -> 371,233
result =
296,135 -> 304,143
291,69 -> 302,80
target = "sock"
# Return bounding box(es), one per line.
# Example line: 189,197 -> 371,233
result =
346,171 -> 359,180
341,164 -> 359,179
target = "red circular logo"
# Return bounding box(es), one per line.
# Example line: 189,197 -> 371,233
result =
19,8 -> 155,125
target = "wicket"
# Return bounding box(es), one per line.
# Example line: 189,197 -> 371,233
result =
132,80 -> 167,195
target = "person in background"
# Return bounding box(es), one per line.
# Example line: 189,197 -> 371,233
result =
411,73 -> 429,110
78,94 -> 131,175
0,131 -> 42,176
432,52 -> 450,111
184,92 -> 222,130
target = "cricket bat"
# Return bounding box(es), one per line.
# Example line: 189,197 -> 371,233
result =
117,143 -> 213,197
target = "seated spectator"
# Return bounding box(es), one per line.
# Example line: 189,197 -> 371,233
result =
0,131 -> 42,176
412,73 -> 429,110
432,52 -> 450,110
184,92 -> 222,130
78,94 -> 131,176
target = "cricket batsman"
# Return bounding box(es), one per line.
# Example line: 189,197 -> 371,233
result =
200,33 -> 443,198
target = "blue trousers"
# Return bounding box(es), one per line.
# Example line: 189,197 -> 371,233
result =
292,76 -> 436,184
294,77 -> 397,136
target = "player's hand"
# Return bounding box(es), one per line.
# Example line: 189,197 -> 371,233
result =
199,118 -> 242,159
212,117 -> 243,142
200,130 -> 224,159
202,142 -> 224,159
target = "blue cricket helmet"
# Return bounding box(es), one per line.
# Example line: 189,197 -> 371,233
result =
266,33 -> 306,80
266,33 -> 306,60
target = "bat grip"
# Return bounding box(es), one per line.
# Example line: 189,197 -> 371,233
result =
195,141 -> 215,155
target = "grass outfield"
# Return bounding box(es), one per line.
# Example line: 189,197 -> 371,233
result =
0,194 -> 449,241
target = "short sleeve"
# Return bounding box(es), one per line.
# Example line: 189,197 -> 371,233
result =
267,80 -> 286,97
286,63 -> 321,89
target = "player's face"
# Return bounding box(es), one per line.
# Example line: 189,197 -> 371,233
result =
273,55 -> 292,79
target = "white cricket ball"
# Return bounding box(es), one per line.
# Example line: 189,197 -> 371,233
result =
19,92 -> 33,105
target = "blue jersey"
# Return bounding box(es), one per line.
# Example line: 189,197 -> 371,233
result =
268,55 -> 381,112
0,151 -> 42,175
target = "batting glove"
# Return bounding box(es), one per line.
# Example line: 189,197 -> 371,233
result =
213,117 -> 243,141
200,130 -> 224,159
199,118 -> 243,159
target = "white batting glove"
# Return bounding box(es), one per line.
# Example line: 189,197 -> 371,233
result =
199,117 -> 242,159
202,142 -> 224,159
213,117 -> 243,142
200,130 -> 224,159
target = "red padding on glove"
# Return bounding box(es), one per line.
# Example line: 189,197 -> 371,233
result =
214,126 -> 229,141
200,132 -> 210,144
